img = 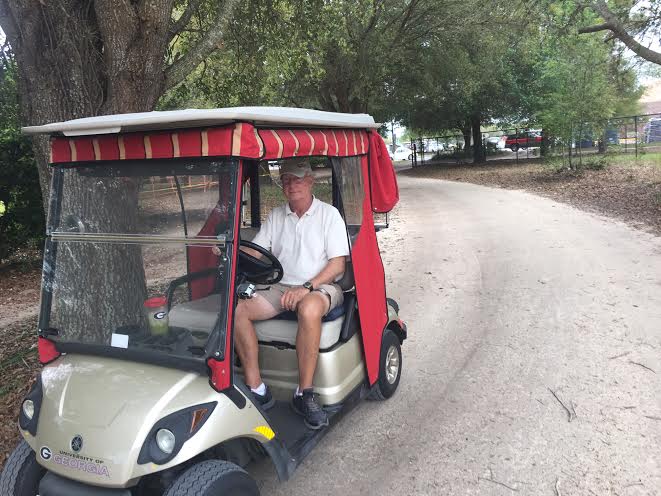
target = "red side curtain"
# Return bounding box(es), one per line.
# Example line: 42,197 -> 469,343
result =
187,214 -> 221,301
352,155 -> 389,385
367,130 -> 399,213
187,170 -> 235,300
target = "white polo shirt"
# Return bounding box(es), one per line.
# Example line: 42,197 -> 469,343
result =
252,197 -> 350,285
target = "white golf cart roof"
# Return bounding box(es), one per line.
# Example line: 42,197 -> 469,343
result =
23,107 -> 380,137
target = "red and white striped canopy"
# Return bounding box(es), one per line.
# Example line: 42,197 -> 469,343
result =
49,122 -> 369,164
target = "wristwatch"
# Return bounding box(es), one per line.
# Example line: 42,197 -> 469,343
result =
303,281 -> 314,292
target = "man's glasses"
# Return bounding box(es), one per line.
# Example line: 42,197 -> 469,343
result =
281,175 -> 307,186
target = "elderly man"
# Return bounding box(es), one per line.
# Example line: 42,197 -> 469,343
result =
234,158 -> 349,429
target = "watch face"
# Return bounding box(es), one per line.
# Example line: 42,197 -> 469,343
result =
304,282 -> 313,291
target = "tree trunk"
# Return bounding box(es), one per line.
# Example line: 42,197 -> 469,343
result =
471,113 -> 485,164
540,129 -> 549,157
0,0 -> 175,339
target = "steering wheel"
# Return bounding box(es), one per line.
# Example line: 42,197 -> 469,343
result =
237,240 -> 283,285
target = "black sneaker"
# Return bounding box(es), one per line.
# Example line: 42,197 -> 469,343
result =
251,385 -> 275,410
291,388 -> 329,430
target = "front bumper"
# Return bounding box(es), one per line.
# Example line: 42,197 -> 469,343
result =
39,472 -> 131,496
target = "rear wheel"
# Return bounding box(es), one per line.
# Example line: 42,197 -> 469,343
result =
164,460 -> 259,496
407,154 -> 413,161
0,440 -> 46,496
368,328 -> 402,401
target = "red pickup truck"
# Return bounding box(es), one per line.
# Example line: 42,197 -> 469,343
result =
505,131 -> 542,151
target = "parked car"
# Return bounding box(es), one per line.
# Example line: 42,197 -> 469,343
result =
505,131 -> 542,151
572,137 -> 596,149
391,145 -> 413,161
486,135 -> 506,150
605,128 -> 619,145
643,118 -> 661,143
423,141 -> 444,153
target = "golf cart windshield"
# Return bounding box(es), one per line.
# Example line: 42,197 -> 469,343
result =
41,159 -> 238,368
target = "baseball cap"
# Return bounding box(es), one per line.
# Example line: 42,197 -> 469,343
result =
279,158 -> 312,178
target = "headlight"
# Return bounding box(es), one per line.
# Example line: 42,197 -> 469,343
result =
19,377 -> 43,435
155,429 -> 175,454
22,400 -> 35,420
138,402 -> 217,465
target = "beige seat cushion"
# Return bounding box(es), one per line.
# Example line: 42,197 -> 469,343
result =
253,316 -> 343,350
169,294 -> 222,334
169,294 -> 343,349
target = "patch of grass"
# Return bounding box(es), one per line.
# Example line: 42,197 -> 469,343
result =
545,152 -> 661,172
582,155 -> 610,170
545,154 -> 611,172
604,151 -> 661,168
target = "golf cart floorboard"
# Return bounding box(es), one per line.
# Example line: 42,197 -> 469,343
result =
264,383 -> 367,468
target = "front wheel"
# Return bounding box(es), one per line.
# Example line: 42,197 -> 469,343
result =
510,144 -> 518,152
368,328 -> 402,401
407,154 -> 413,161
164,460 -> 259,496
0,440 -> 46,496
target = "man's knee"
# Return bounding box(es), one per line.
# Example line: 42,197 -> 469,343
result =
297,295 -> 325,322
235,300 -> 249,320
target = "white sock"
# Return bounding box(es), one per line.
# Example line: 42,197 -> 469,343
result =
295,386 -> 302,397
251,383 -> 266,396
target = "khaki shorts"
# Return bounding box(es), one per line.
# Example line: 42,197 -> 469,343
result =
255,282 -> 344,316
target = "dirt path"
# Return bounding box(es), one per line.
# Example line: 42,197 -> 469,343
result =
401,160 -> 661,236
1,171 -> 660,493
252,175 -> 661,495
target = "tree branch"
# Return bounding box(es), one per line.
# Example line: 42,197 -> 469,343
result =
583,1 -> 661,65
578,22 -> 612,34
169,0 -> 203,39
163,0 -> 240,92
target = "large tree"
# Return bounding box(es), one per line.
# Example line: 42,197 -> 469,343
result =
390,0 -> 541,163
0,0 -> 239,338
159,0 -> 441,117
0,0 -> 239,198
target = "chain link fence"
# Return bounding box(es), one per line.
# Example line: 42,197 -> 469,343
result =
390,113 -> 661,166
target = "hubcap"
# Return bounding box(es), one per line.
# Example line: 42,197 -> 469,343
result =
385,345 -> 400,384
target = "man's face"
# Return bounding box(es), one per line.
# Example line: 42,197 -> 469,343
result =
281,173 -> 314,202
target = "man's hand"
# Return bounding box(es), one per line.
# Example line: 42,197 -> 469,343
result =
281,286 -> 310,311
239,245 -> 263,259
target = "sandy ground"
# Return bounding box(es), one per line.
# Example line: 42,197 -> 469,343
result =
251,175 -> 661,495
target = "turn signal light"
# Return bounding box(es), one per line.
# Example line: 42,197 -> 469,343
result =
190,407 -> 208,434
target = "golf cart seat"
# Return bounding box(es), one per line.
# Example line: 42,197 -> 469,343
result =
253,259 -> 355,348
169,262 -> 356,350
168,294 -> 352,350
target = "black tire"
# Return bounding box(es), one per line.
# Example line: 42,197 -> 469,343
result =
368,328 -> 402,401
510,144 -> 518,152
386,297 -> 399,314
407,154 -> 413,161
164,460 -> 259,496
0,440 -> 46,496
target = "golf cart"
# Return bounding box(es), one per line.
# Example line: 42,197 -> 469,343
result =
0,107 -> 406,495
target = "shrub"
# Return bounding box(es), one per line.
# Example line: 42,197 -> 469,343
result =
0,63 -> 44,263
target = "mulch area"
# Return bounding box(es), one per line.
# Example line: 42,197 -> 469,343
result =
402,159 -> 661,236
0,317 -> 39,469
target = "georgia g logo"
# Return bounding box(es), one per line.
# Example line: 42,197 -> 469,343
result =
40,446 -> 52,460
